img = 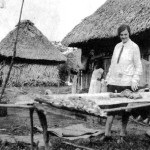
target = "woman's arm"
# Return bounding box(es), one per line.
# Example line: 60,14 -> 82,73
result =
131,45 -> 143,91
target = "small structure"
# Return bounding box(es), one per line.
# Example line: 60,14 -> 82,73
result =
62,47 -> 83,93
62,0 -> 150,88
0,20 -> 66,86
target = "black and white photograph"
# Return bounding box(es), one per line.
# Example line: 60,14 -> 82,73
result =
0,0 -> 150,149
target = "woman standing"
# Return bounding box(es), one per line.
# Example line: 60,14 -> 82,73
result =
102,24 -> 143,141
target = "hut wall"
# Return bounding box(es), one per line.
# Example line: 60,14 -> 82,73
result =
140,59 -> 150,87
1,64 -> 60,87
139,41 -> 150,87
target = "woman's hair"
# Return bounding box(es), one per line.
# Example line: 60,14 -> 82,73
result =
117,24 -> 131,36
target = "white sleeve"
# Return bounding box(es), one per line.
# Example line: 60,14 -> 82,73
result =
132,45 -> 142,83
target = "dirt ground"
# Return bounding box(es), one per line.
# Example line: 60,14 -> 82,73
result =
0,86 -> 150,150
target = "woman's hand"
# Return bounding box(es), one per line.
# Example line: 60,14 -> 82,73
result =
131,81 -> 139,91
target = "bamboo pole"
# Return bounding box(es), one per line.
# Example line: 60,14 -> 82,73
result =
0,0 -> 25,100
81,70 -> 83,90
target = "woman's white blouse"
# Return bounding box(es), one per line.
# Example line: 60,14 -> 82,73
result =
106,39 -> 142,86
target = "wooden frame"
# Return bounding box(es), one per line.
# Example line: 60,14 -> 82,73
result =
1,93 -> 150,150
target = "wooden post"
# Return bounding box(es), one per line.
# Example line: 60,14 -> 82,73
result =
85,74 -> 88,89
29,108 -> 34,150
36,110 -> 51,150
68,70 -> 71,82
57,82 -> 60,94
72,75 -> 77,94
80,70 -> 83,90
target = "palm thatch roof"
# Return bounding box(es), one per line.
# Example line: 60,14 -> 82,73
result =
62,0 -> 150,47
0,20 -> 66,62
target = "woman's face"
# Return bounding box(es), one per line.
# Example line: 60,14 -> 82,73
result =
120,29 -> 130,44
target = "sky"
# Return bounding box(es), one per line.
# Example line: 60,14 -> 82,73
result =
0,0 -> 106,41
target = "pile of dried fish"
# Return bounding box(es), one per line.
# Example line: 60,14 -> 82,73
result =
35,94 -> 104,116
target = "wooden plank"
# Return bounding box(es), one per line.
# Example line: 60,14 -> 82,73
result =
104,103 -> 150,113
95,97 -> 150,106
35,92 -> 110,99
34,92 -> 150,106
34,103 -> 101,118
0,104 -> 33,108
34,103 -> 77,119
34,98 -> 102,117
34,93 -> 150,118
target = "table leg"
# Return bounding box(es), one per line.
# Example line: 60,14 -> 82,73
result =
30,108 -> 34,150
36,110 -> 51,150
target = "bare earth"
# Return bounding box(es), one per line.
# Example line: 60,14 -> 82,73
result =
0,86 -> 150,150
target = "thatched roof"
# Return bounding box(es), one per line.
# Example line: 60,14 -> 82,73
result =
62,0 -> 150,46
0,20 -> 66,62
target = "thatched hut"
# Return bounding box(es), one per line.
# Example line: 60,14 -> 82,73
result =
62,0 -> 150,88
0,20 -> 66,86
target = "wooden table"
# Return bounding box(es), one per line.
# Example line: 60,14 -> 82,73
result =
33,92 -> 150,150
34,93 -> 150,150
1,92 -> 150,150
